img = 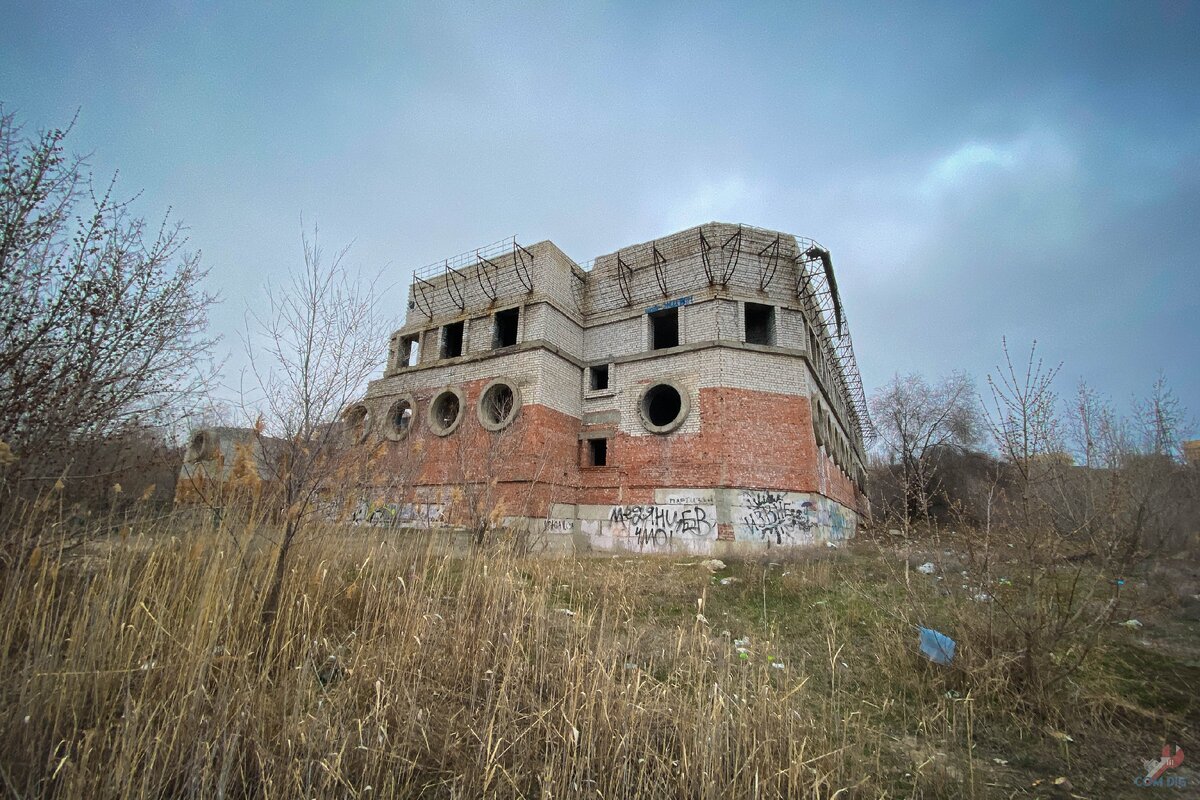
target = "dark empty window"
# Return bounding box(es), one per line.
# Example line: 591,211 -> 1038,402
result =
440,321 -> 464,358
744,302 -> 776,346
644,385 -> 682,426
586,438 -> 608,467
649,307 -> 678,350
400,334 -> 420,367
493,307 -> 519,348
589,364 -> 610,391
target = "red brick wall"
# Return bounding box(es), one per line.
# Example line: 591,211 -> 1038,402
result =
366,383 -> 868,519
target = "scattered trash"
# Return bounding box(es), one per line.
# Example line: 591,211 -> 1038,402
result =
718,577 -> 739,585
917,562 -> 936,575
1120,618 -> 1143,629
998,577 -> 1012,586
770,661 -> 785,670
973,592 -> 992,603
825,541 -> 838,548
918,627 -> 955,665
700,559 -> 727,572
991,757 -> 1008,765
555,608 -> 576,617
624,662 -> 638,670
733,637 -> 751,648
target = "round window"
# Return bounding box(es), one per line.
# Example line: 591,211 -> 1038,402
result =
428,388 -> 465,436
477,378 -> 521,431
384,395 -> 416,441
184,429 -> 214,462
341,404 -> 371,445
638,381 -> 690,434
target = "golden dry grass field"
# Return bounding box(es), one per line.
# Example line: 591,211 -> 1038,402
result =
0,517 -> 1196,798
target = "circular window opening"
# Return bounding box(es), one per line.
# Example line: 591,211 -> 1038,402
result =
342,404 -> 371,445
185,430 -> 213,462
638,382 -> 689,434
384,395 -> 415,441
428,388 -> 464,436
477,378 -> 521,431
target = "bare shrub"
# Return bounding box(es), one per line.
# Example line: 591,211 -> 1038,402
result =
0,107 -> 217,544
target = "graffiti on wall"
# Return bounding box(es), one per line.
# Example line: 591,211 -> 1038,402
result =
572,502 -> 717,553
349,501 -> 446,529
734,490 -> 855,545
738,490 -> 818,544
608,504 -> 715,549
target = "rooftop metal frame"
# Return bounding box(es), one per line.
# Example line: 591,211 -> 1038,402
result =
404,224 -> 873,449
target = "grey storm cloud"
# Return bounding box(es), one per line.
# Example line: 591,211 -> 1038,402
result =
1,1 -> 1196,432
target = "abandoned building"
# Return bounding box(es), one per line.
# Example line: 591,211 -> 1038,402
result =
350,222 -> 871,553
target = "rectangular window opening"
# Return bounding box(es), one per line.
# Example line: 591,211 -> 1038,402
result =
744,302 -> 776,346
587,438 -> 608,467
493,307 -> 519,348
589,364 -> 610,391
400,334 -> 420,367
440,321 -> 464,358
649,307 -> 679,350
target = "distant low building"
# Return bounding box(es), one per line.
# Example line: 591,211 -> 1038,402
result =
1184,439 -> 1200,467
175,427 -> 280,506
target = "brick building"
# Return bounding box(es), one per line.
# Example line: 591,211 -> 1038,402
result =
354,222 -> 871,553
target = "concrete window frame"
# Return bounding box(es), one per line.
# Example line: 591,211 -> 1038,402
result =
586,363 -> 614,397
440,321 -> 465,359
398,333 -> 421,368
383,393 -> 417,441
583,437 -> 609,467
476,377 -> 522,432
492,306 -> 521,349
637,380 -> 690,435
184,429 -> 216,463
341,403 -> 371,445
743,301 -> 776,346
427,387 -> 466,436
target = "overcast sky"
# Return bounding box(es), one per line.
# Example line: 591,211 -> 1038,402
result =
2,1 -> 1197,437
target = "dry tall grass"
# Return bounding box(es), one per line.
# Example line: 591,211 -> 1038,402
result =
0,515 -> 1192,798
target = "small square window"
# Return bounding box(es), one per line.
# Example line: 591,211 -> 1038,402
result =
589,364 -> 610,391
440,321 -> 464,358
586,438 -> 608,467
744,302 -> 776,346
649,307 -> 678,350
493,307 -> 519,348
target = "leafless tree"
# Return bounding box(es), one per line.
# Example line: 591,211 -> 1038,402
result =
1134,371 -> 1188,460
0,107 -> 217,530
869,370 -> 983,526
243,221 -> 393,635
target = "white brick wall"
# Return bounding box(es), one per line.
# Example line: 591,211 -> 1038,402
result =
368,222 -> 863,459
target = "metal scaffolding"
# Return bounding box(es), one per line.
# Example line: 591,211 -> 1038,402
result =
407,236 -> 531,318
793,236 -> 872,448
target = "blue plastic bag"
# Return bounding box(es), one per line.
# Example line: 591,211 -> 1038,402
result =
918,627 -> 955,665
